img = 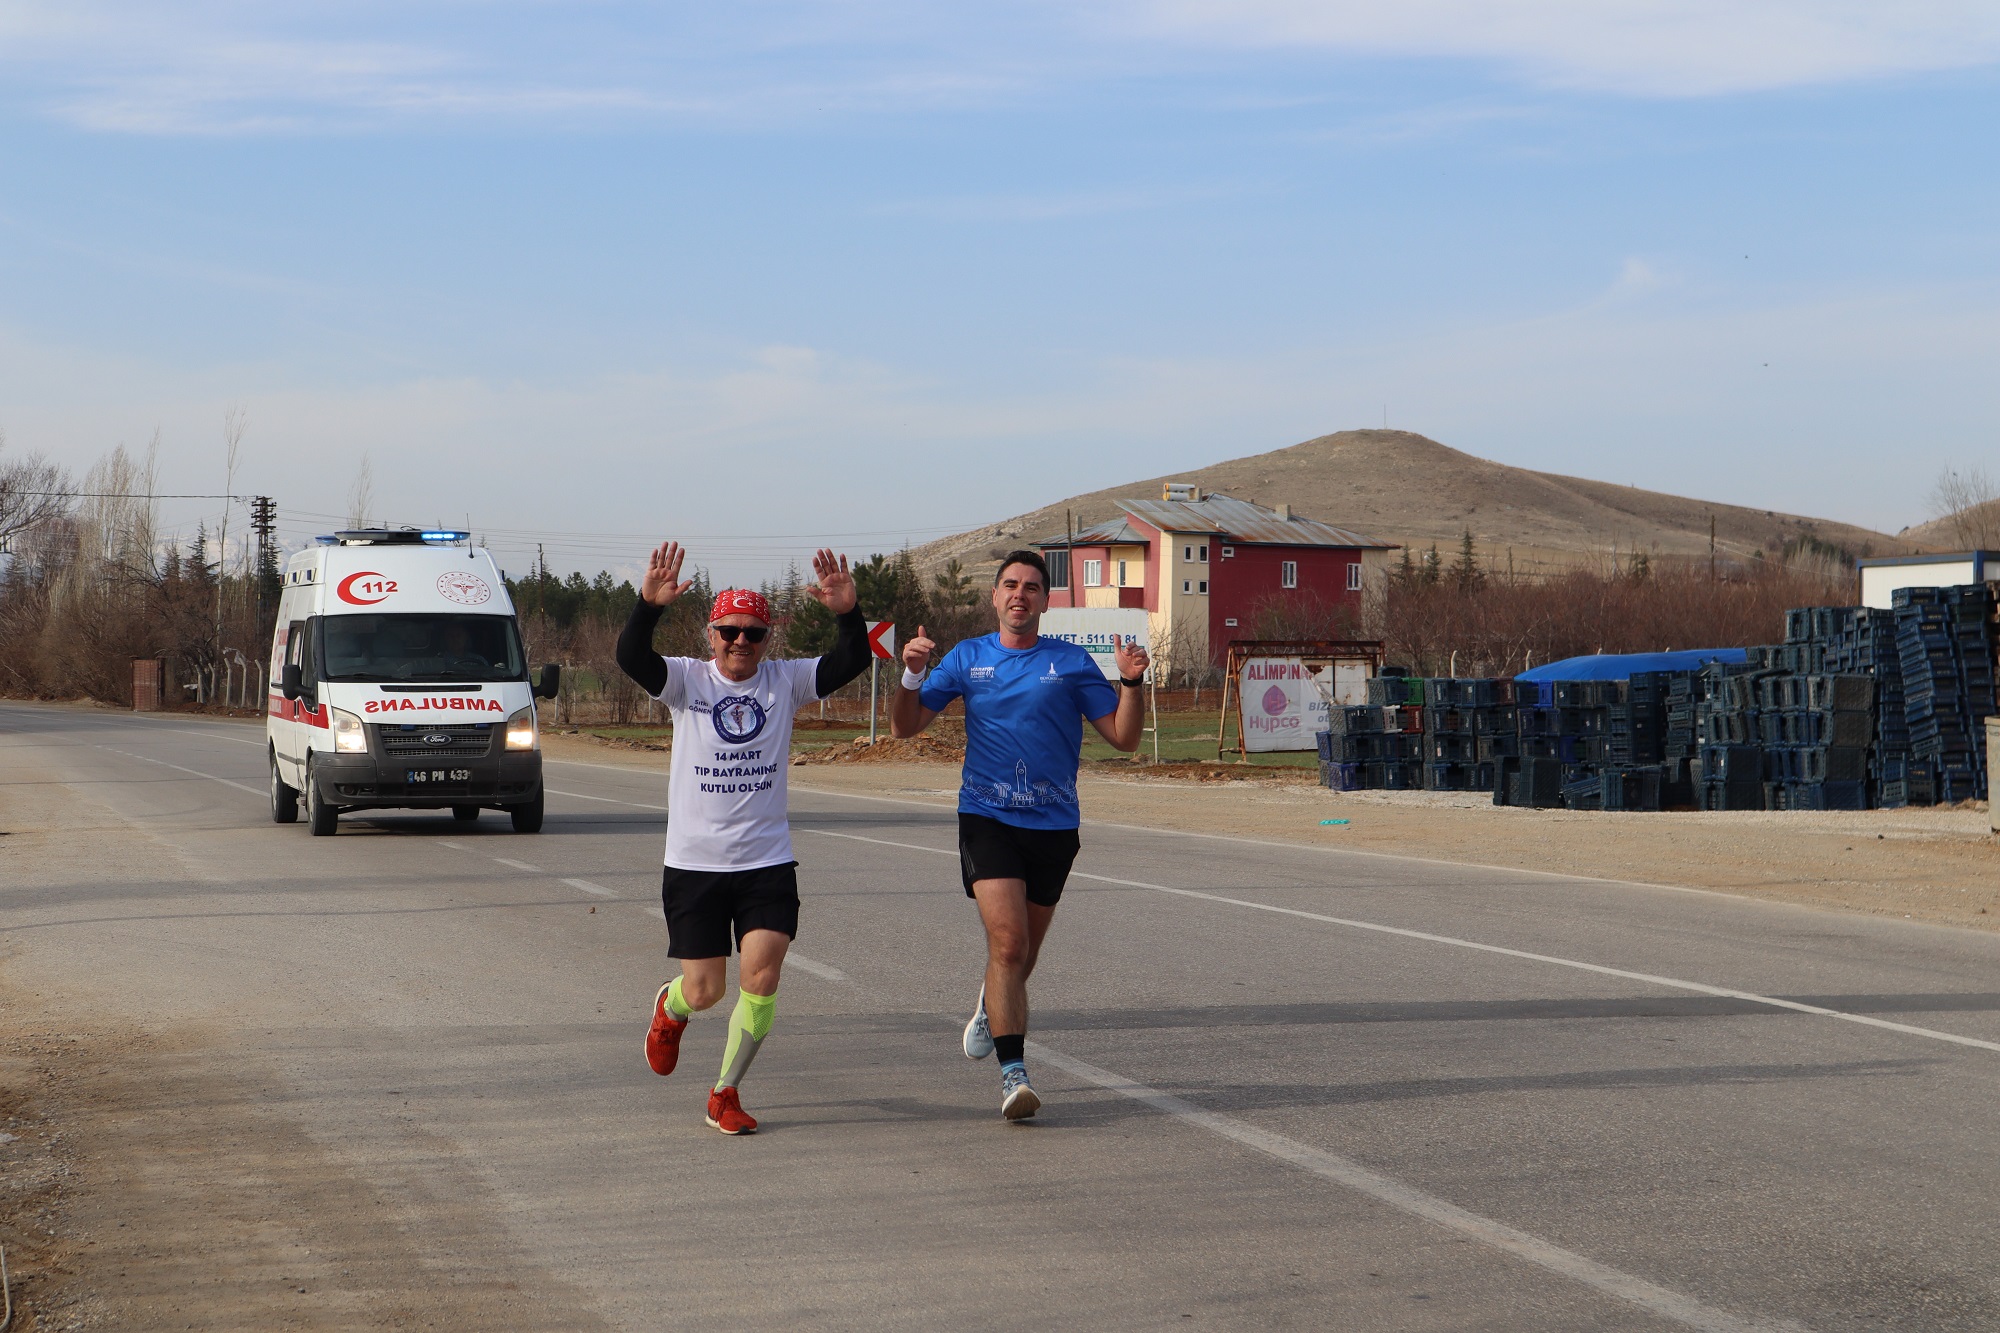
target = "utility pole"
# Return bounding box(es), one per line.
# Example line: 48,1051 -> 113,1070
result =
251,496 -> 279,635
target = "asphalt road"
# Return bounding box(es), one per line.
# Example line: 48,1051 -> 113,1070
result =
5,701 -> 2000,1330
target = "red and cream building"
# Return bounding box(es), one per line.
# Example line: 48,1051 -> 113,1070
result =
1035,485 -> 1398,669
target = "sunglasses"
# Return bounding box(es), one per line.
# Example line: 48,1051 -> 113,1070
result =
711,624 -> 769,644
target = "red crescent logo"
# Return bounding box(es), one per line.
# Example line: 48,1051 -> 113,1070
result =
337,571 -> 388,605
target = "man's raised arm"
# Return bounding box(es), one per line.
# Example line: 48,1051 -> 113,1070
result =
616,540 -> 693,697
890,624 -> 940,737
803,548 -> 870,697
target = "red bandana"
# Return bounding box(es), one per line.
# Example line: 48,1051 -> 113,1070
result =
709,589 -> 771,625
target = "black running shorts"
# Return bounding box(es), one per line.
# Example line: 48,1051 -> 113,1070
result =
958,813 -> 1081,907
661,862 -> 800,959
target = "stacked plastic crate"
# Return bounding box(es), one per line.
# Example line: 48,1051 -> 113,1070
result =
1421,678 -> 1514,791
1316,677 -> 1426,791
1498,680 -> 1564,807
1696,658 -> 1767,810
1894,584 -> 1996,803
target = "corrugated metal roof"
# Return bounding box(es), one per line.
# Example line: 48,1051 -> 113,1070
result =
1035,516 -> 1150,546
1119,495 -> 1394,549
1032,492 -> 1394,550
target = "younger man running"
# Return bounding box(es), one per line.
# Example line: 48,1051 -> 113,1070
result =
890,549 -> 1148,1119
617,541 -> 869,1134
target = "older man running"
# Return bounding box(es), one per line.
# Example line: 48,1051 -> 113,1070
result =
616,542 -> 868,1134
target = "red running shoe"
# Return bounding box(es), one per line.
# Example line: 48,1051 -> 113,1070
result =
645,984 -> 688,1076
706,1086 -> 758,1135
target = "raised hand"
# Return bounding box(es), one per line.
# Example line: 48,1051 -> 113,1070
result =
1113,638 -> 1150,681
641,541 -> 693,608
805,548 -> 857,615
902,624 -> 935,677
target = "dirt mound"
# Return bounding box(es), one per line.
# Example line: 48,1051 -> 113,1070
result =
796,734 -> 967,765
1107,759 -> 1319,784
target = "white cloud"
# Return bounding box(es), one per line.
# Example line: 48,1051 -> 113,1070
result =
1108,0 -> 2000,96
6,0 -> 1997,137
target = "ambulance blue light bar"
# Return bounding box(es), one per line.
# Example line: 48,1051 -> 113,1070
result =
420,530 -> 470,542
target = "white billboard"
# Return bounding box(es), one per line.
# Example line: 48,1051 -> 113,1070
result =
1239,656 -> 1371,752
1037,608 -> 1149,680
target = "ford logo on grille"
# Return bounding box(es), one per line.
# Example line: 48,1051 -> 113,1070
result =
423,733 -> 453,745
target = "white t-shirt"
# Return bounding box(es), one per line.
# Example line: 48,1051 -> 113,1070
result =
648,655 -> 821,871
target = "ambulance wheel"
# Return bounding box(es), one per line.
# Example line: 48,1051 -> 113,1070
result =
509,790 -> 544,834
306,759 -> 340,836
452,805 -> 480,822
270,749 -> 298,825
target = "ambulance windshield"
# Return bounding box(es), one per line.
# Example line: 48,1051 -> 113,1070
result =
319,614 -> 526,683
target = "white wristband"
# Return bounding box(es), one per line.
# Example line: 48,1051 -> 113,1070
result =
901,668 -> 927,691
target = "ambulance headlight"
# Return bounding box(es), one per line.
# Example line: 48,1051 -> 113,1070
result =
330,707 -> 368,753
505,706 -> 537,751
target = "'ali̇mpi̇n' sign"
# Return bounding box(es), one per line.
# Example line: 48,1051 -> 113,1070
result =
1238,656 -> 1371,752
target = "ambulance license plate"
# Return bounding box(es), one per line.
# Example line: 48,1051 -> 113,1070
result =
407,768 -> 473,784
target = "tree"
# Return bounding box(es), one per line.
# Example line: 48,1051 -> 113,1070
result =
932,557 -> 978,609
1449,530 -> 1485,596
1929,464 -> 1998,550
1419,543 -> 1442,589
0,429 -> 73,546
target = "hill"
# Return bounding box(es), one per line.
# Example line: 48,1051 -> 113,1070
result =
909,430 -> 1923,579
1900,497 -> 2000,552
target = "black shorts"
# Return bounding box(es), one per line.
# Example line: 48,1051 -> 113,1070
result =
661,862 -> 800,959
958,813 -> 1081,908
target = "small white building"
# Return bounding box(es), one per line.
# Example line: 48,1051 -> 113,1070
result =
1856,552 -> 2000,609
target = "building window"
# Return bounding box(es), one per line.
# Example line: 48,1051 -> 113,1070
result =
1281,560 -> 1298,589
1220,546 -> 1234,558
1116,559 -> 1129,587
1346,561 -> 1362,591
1197,580 -> 1209,595
1083,559 -> 1102,587
1198,543 -> 1209,563
1182,545 -> 1193,562
1047,550 -> 1070,590
1224,617 -> 1238,627
1182,579 -> 1192,594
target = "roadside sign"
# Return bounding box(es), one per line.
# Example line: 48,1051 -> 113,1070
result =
867,620 -> 896,660
1037,608 -> 1148,680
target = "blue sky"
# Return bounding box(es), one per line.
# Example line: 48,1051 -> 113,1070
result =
3,2 -> 1997,582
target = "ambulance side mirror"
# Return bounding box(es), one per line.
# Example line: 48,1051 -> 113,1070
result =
280,664 -> 303,700
532,663 -> 561,700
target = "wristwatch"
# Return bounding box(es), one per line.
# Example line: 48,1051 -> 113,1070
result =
1120,674 -> 1145,688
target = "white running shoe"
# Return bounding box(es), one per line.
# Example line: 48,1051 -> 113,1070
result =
1000,1065 -> 1040,1121
963,986 -> 994,1060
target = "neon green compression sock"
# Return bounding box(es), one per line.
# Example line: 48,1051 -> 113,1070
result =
664,975 -> 694,1021
715,989 -> 776,1090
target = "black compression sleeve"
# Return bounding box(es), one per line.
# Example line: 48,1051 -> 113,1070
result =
615,598 -> 669,697
813,607 -> 872,698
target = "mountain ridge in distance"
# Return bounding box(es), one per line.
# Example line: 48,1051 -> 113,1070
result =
908,429 -> 1925,578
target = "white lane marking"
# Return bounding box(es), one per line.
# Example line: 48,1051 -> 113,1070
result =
436,840 -> 469,850
547,786 -> 669,812
789,784 -> 1820,910
492,857 -> 543,873
545,758 -> 669,775
798,828 -> 2000,1057
121,717 -> 266,746
1029,1042 -> 1810,1333
94,746 -> 266,798
785,952 -> 849,983
562,878 -> 620,899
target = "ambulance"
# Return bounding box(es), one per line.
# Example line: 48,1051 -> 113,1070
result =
267,529 -> 559,836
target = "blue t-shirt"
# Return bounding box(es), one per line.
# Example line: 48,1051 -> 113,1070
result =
920,634 -> 1120,830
